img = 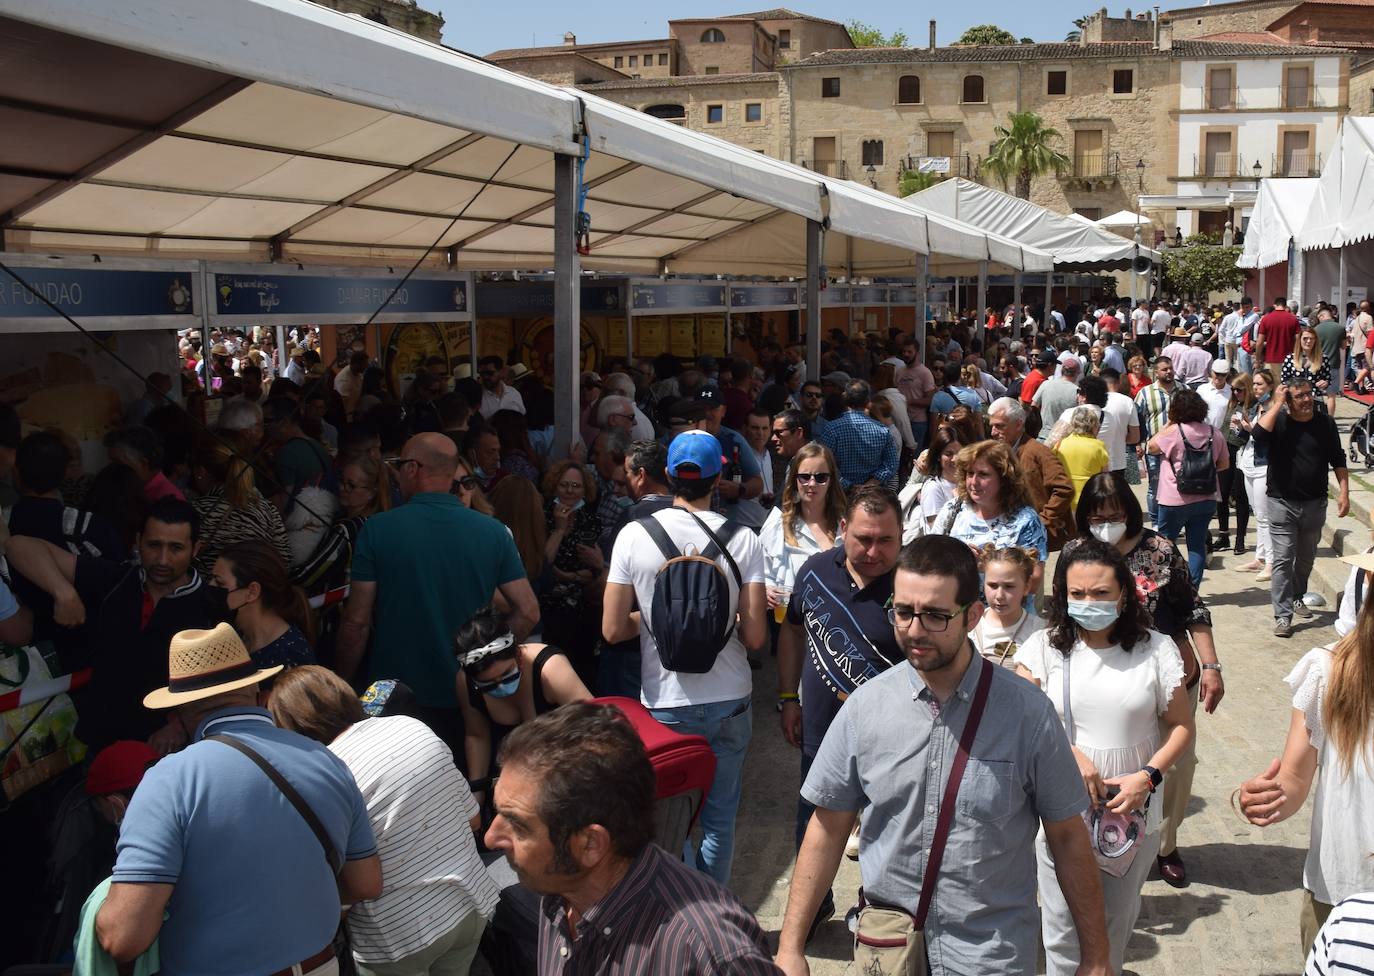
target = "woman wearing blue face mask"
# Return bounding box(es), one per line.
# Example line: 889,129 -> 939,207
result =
1013,539 -> 1195,976
453,605 -> 592,812
1067,471 -> 1224,889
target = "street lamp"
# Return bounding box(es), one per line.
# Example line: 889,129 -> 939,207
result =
1253,159 -> 1263,180
1133,159 -> 1145,306
866,162 -> 877,188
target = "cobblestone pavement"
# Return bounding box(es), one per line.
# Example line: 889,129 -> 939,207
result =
731,528 -> 1350,976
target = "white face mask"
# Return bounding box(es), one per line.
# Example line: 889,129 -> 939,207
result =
1089,521 -> 1128,545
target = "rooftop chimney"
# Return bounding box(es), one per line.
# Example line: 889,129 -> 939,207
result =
929,19 -> 937,50
563,31 -> 576,46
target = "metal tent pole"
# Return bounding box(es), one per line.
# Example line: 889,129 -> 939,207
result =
553,152 -> 581,460
805,219 -> 822,380
976,260 -> 988,350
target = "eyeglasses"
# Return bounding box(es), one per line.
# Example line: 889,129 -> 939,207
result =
796,472 -> 831,485
384,457 -> 421,470
772,426 -> 798,437
471,667 -> 519,695
887,603 -> 971,632
454,475 -> 479,491
557,480 -> 584,491
802,391 -> 823,399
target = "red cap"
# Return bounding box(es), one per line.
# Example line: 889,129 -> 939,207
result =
85,740 -> 160,796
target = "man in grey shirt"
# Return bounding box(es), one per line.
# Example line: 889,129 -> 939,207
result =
1033,356 -> 1083,442
774,535 -> 1110,976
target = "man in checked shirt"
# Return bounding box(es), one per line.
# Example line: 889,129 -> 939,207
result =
486,703 -> 780,975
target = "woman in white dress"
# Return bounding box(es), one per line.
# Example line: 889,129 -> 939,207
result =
759,442 -> 846,620
1238,589 -> 1374,951
970,544 -> 1043,669
1014,538 -> 1194,976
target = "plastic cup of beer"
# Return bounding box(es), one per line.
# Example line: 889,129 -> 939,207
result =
773,587 -> 792,625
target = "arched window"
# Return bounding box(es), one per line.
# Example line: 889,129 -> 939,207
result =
898,75 -> 921,104
962,74 -> 985,103
701,28 -> 726,43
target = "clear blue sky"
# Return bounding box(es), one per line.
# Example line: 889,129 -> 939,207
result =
433,2 -> 1101,55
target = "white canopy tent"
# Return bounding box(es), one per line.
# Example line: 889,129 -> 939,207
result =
1,0 -> 1068,452
1097,209 -> 1152,228
1237,179 -> 1318,269
1296,117 -> 1374,252
904,179 -> 1160,270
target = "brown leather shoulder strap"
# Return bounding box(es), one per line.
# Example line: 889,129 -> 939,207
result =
914,658 -> 995,929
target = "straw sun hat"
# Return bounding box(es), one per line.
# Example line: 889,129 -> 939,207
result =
143,622 -> 282,709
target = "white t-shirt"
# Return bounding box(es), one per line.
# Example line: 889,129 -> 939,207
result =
330,716 -> 500,962
1132,308 -> 1150,336
970,610 -> 1044,668
1198,382 -> 1232,430
1014,628 -> 1184,834
1100,390 -> 1140,471
608,506 -> 764,709
1288,648 -> 1374,905
478,384 -> 526,419
1150,309 -> 1173,335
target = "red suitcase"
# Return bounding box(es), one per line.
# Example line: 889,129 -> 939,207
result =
592,696 -> 717,857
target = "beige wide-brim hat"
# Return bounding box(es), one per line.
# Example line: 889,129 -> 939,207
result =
508,362 -> 531,381
144,622 -> 283,709
1341,549 -> 1374,573
453,363 -> 473,380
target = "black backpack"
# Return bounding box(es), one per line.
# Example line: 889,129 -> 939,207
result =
637,511 -> 744,674
1168,427 -> 1218,496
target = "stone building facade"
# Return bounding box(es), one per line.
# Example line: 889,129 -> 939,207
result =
582,75 -> 784,155
309,0 -> 443,42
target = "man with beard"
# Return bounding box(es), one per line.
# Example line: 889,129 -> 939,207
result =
774,535 -> 1108,976
477,355 -> 526,419
895,338 -> 935,450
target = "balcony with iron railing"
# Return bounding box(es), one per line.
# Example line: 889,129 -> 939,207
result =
898,154 -> 975,180
1272,151 -> 1322,177
1182,85 -> 1331,112
801,159 -> 848,179
1071,152 -> 1119,180
1190,152 -> 1252,179
1205,86 -> 1239,110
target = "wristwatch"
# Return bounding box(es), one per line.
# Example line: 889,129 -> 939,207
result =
1201,663 -> 1223,672
1142,765 -> 1163,792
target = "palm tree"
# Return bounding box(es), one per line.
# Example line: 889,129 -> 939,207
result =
980,111 -> 1071,199
1065,17 -> 1086,42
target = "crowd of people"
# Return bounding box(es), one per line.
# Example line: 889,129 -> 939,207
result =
1,292 -> 1372,976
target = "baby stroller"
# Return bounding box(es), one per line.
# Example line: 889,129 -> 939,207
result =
1351,401 -> 1374,469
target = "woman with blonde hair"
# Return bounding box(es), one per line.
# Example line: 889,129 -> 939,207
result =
1239,591 -> 1374,950
961,362 -> 994,410
189,438 -> 289,573
489,475 -> 548,582
1052,405 -> 1110,509
931,439 -> 1048,593
759,443 -> 846,619
1281,324 -> 1330,393
970,545 -> 1043,668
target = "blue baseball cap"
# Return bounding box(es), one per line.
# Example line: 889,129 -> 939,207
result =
666,430 -> 722,479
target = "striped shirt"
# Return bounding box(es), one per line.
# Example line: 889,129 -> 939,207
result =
1305,893 -> 1374,975
536,843 -> 780,975
1133,381 -> 1174,440
330,716 -> 500,963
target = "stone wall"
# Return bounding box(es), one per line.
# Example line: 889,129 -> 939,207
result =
762,17 -> 853,63
671,19 -> 769,76
491,54 -> 627,86
1080,8 -> 1156,43
309,0 -> 443,41
1162,0 -> 1299,38
587,79 -> 783,157
1353,61 -> 1374,117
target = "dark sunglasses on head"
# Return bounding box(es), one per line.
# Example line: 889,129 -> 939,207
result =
796,472 -> 831,485
471,667 -> 519,695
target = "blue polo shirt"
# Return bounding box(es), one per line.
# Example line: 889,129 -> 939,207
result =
785,547 -> 902,757
113,708 -> 376,976
351,492 -> 526,707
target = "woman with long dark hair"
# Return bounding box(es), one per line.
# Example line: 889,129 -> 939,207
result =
759,443 -> 846,618
1240,588 -> 1374,951
1014,539 -> 1194,975
212,539 -> 315,669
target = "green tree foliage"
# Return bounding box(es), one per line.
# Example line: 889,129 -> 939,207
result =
1065,17 -> 1086,42
1161,245 -> 1248,300
958,24 -> 1017,45
979,112 -> 1070,198
847,20 -> 910,47
898,170 -> 938,197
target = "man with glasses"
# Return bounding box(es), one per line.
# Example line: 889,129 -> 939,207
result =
769,408 -> 810,492
775,485 -> 905,942
797,381 -> 829,437
476,355 -> 525,419
774,535 -> 1108,976
336,433 -> 539,756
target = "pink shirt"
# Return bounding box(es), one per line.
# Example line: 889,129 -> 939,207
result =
144,470 -> 186,503
895,362 -> 935,423
1154,421 -> 1227,506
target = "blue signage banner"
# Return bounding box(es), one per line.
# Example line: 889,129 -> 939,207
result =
729,284 -> 798,309
888,286 -> 921,303
211,270 -> 470,324
850,286 -> 889,305
802,286 -> 850,307
630,281 -> 726,313
0,266 -> 197,322
475,282 -> 623,317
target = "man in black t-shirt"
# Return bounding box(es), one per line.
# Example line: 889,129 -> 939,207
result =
776,485 -> 903,939
4,499 -> 229,753
1252,379 -> 1349,637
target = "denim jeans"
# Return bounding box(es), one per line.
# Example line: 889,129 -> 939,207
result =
649,695 -> 753,885
910,420 -> 929,452
1156,499 -> 1217,588
1144,454 -> 1163,525
595,639 -> 642,699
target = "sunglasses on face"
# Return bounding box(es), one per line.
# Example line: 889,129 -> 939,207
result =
772,426 -> 797,437
454,475 -> 479,491
802,391 -> 822,399
796,472 -> 831,485
471,667 -> 520,695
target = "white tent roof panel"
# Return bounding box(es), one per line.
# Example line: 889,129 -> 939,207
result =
1297,117 -> 1374,251
1237,178 -> 1318,269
